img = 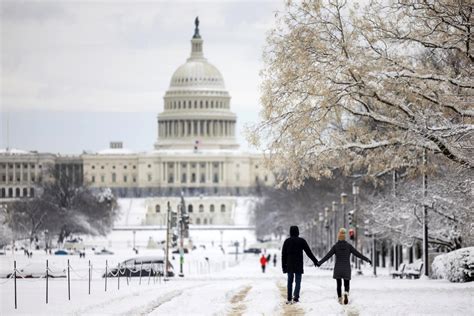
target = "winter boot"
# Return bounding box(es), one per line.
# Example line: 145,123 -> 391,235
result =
338,297 -> 343,304
285,300 -> 293,305
343,292 -> 349,305
293,297 -> 299,303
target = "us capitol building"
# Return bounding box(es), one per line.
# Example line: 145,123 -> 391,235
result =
0,19 -> 274,227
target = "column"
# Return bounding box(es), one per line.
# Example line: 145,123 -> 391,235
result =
196,162 -> 200,184
184,120 -> 188,137
187,162 -> 191,184
207,162 -> 211,184
210,120 -> 214,137
198,120 -> 201,136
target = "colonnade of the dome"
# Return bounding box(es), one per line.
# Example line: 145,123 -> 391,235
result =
158,119 -> 236,138
164,98 -> 229,110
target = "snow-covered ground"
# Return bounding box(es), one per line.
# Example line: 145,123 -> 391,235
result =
1,248 -> 473,316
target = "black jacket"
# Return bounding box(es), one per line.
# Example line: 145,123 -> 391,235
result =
318,240 -> 370,280
281,226 -> 318,274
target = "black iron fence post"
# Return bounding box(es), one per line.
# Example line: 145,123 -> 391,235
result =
14,260 -> 17,309
46,260 -> 49,304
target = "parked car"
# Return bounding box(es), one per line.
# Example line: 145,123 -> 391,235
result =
102,256 -> 174,277
95,248 -> 114,255
6,262 -> 66,278
172,248 -> 189,254
54,249 -> 69,255
244,248 -> 261,254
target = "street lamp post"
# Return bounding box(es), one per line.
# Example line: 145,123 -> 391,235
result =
324,207 -> 329,251
341,193 -> 348,228
352,183 -> 360,269
318,212 -> 323,256
332,201 -> 337,246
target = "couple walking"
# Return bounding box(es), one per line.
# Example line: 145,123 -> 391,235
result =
281,226 -> 372,305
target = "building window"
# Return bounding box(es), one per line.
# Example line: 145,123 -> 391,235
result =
133,177 -> 136,183
236,173 -> 240,181
23,188 -> 28,197
209,218 -> 213,225
210,204 -> 215,212
101,166 -> 104,169
92,165 -> 95,170
30,188 -> 34,197
203,218 -> 207,225
8,188 -> 13,197
213,173 -> 219,183
255,176 -> 259,182
112,166 -> 116,169
91,175 -> 95,183
181,172 -> 187,183
101,175 -> 105,183
112,173 -> 116,183
133,165 -> 136,169
188,205 -> 193,213
196,218 -> 200,225
124,165 -> 127,169
199,204 -> 204,212
0,188 -> 4,198
123,175 -> 127,182
148,174 -> 152,182
155,205 -> 160,213
264,175 -> 268,182
148,164 -> 151,168
191,173 -> 196,183
221,204 -> 226,212
200,173 -> 205,183
168,174 -> 174,183
15,188 -> 20,197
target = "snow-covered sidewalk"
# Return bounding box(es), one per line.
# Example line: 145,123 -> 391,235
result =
1,254 -> 473,315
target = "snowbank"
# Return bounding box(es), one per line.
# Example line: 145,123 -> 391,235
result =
432,247 -> 474,282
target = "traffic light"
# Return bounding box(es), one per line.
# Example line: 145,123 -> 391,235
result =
171,232 -> 179,247
170,211 -> 178,228
348,210 -> 354,226
349,228 -> 355,240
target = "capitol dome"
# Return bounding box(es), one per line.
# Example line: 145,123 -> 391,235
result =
169,60 -> 226,91
155,17 -> 239,151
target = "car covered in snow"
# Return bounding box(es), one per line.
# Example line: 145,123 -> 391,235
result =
6,262 -> 66,279
94,248 -> 114,255
102,256 -> 174,278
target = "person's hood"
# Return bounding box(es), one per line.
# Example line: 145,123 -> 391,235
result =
290,226 -> 299,237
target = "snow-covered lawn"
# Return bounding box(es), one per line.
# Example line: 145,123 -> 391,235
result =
1,251 -> 473,315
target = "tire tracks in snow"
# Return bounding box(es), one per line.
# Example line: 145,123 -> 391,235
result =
227,285 -> 252,316
276,281 -> 305,316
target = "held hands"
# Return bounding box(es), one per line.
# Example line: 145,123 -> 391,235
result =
314,260 -> 321,267
367,259 -> 372,266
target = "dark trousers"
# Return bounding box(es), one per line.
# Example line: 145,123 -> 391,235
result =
261,265 -> 266,273
287,272 -> 302,301
336,279 -> 350,297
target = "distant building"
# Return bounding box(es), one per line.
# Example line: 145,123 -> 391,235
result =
0,20 -> 273,226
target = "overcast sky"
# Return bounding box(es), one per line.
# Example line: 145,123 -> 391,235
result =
0,0 -> 283,153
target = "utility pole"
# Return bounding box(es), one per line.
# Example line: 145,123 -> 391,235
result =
422,148 -> 429,277
164,201 -> 171,279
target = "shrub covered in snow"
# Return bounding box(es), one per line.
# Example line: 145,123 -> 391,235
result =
432,247 -> 474,282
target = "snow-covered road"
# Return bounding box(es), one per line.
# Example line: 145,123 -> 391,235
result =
1,254 -> 473,315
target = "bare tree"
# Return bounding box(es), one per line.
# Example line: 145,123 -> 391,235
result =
250,0 -> 473,187
7,166 -> 119,245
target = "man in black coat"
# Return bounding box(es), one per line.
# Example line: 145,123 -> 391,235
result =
281,225 -> 319,304
317,228 -> 371,304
